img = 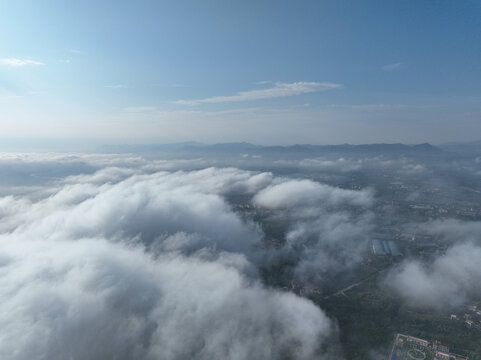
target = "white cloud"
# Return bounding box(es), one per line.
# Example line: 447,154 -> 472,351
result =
328,104 -> 438,111
0,236 -> 336,360
332,104 -> 411,110
0,153 -> 377,289
384,243 -> 481,308
172,81 -> 342,106
253,178 -> 375,288
0,160 -> 343,359
382,62 -> 402,71
0,58 -> 45,67
254,179 -> 373,209
383,220 -> 481,308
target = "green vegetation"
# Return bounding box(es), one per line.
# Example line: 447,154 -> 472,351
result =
319,276 -> 481,360
232,191 -> 481,360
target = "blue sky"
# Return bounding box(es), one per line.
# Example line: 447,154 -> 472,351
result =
0,0 -> 480,146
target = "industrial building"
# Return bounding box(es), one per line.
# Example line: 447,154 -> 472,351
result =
371,239 -> 403,256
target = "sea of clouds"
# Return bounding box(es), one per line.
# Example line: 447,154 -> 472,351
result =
2,152 -> 480,359
0,153 -> 378,360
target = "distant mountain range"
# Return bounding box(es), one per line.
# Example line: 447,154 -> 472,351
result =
99,142 -> 443,156
99,142 -> 445,159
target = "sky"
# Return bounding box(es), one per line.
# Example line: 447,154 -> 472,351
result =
0,0 -> 480,146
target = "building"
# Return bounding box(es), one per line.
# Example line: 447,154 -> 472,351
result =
435,352 -> 469,360
433,340 -> 450,353
371,239 -> 403,256
435,352 -> 450,360
391,334 -> 469,360
406,335 -> 429,347
450,354 -> 469,360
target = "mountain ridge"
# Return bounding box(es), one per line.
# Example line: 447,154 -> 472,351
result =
99,142 -> 441,154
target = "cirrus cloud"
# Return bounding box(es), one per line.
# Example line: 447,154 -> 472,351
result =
0,58 -> 45,67
172,81 -> 342,106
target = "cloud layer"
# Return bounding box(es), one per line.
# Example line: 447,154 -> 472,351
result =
384,220 -> 481,308
384,242 -> 481,308
0,159 -> 355,359
254,178 -> 375,290
1,237 -> 338,360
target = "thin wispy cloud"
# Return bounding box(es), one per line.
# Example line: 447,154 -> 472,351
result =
255,80 -> 272,85
329,103 -> 438,111
104,84 -> 126,89
69,49 -> 82,54
0,95 -> 24,100
0,58 -> 45,67
172,81 -> 342,106
382,62 -> 402,71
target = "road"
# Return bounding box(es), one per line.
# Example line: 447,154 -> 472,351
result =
323,267 -> 389,300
